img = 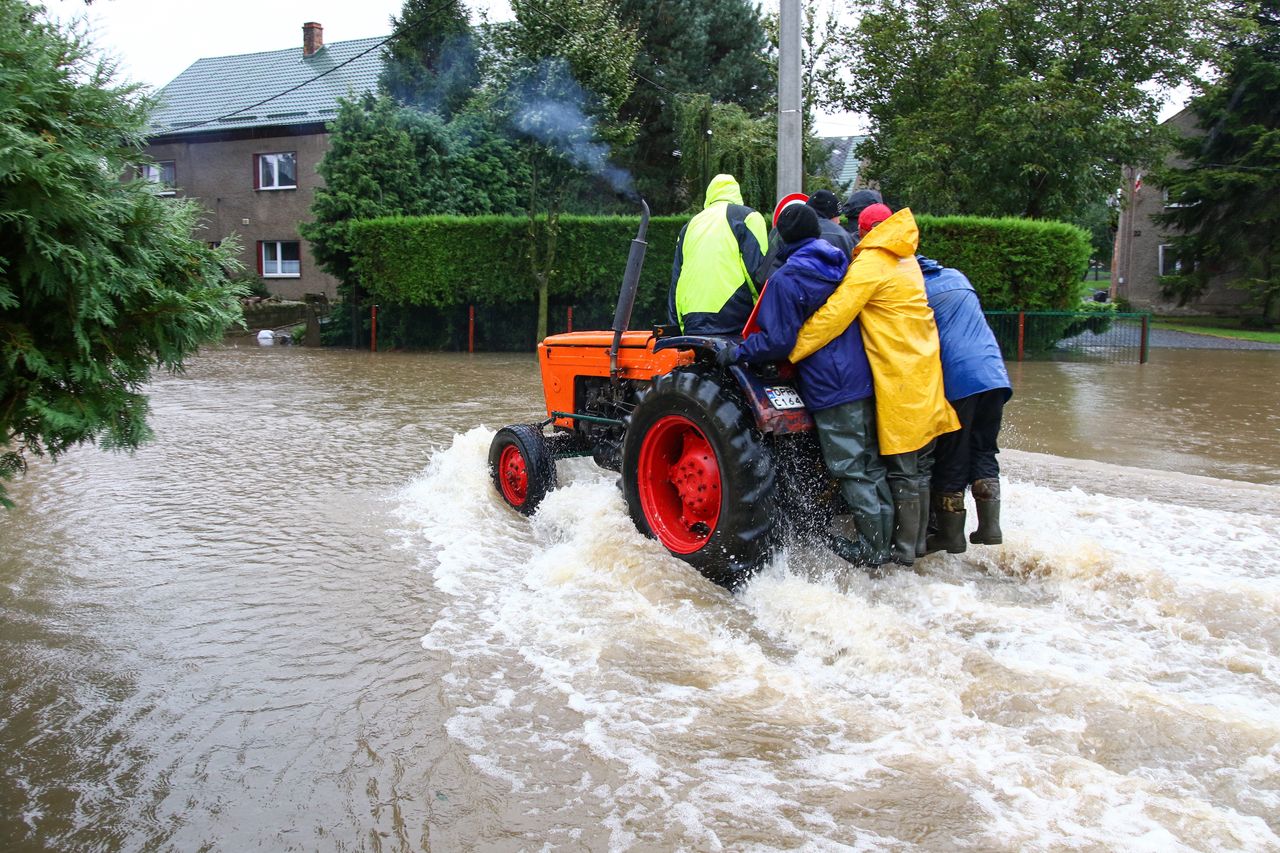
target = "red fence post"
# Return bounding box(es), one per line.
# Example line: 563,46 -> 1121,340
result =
1140,314 -> 1150,364
567,305 -> 574,333
1016,311 -> 1026,362
468,305 -> 475,354
371,304 -> 377,352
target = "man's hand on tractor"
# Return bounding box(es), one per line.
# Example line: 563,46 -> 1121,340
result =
715,343 -> 740,369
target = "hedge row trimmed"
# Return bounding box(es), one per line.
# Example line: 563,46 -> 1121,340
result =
350,212 -> 1091,331
915,215 -> 1091,311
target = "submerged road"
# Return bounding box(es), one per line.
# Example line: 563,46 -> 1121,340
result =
1,345 -> 1277,851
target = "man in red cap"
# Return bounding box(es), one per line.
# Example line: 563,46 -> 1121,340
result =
790,202 -> 958,566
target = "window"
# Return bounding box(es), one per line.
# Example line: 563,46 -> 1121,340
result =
1158,244 -> 1183,277
140,160 -> 176,194
255,152 -> 297,190
259,241 -> 301,277
1162,188 -> 1190,209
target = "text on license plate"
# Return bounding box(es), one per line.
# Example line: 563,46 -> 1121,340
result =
764,386 -> 805,410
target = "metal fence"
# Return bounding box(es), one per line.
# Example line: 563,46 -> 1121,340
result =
355,303 -> 1152,364
984,311 -> 1151,364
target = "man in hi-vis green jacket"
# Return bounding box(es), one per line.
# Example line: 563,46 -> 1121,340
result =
668,174 -> 770,335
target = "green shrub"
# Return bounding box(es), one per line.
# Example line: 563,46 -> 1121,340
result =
352,214 -> 686,328
915,215 -> 1091,311
1061,299 -> 1118,338
349,212 -> 1090,349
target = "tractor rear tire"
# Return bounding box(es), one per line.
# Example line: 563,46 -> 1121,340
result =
489,424 -> 557,516
621,370 -> 777,588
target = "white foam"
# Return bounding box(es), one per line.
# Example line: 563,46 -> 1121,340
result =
395,429 -> 1280,850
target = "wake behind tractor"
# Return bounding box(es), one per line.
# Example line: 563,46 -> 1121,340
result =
488,202 -> 845,588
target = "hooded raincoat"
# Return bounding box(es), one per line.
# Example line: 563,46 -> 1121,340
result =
790,208 -> 959,455
736,237 -> 871,411
918,256 -> 1012,402
668,175 -> 770,335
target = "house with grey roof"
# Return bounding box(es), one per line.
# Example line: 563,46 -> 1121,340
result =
141,23 -> 384,299
819,135 -> 870,192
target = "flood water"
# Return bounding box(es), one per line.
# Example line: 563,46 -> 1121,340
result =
1,344 -> 1278,851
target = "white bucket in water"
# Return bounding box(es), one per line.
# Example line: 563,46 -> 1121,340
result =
256,329 -> 275,346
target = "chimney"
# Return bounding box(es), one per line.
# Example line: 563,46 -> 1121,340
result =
303,22 -> 323,57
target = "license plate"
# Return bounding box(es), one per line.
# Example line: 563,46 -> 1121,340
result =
764,385 -> 805,410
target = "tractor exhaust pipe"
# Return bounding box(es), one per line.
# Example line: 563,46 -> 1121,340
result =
609,198 -> 649,384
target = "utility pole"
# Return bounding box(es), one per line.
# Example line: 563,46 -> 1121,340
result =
777,0 -> 803,202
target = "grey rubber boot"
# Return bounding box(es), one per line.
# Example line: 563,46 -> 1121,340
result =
925,490 -> 967,554
915,484 -> 930,558
890,485 -> 919,566
969,478 -> 1003,545
853,509 -> 892,568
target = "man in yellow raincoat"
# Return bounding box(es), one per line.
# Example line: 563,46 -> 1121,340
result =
790,203 -> 959,566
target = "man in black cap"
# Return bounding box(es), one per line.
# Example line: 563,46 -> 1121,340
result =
807,189 -> 854,258
762,190 -> 856,280
720,204 -> 891,568
840,188 -> 883,235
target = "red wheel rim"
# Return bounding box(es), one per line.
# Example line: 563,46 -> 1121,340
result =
636,415 -> 722,553
498,443 -> 529,506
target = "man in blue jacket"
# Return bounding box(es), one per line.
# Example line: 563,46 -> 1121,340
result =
722,204 -> 892,568
917,256 -> 1013,553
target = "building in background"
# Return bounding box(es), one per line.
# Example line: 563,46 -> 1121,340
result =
819,135 -> 870,193
139,23 -> 384,300
1113,109 -> 1249,316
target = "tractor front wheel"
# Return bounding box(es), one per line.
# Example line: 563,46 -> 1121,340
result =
489,424 -> 557,516
621,370 -> 777,588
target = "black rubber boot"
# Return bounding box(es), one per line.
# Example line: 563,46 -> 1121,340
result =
890,489 -> 920,567
969,478 -> 1003,545
925,490 -> 967,554
914,485 -> 930,558
827,533 -> 875,567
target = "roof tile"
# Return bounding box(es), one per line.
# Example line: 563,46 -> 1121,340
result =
149,36 -> 386,136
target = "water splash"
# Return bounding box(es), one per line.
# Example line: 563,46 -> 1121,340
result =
397,428 -> 1280,850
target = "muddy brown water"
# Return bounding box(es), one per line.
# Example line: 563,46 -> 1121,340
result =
1,344 -> 1278,851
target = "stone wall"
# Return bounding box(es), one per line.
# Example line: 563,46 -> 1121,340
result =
237,300 -> 310,335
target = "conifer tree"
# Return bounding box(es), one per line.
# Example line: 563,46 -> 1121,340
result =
379,0 -> 478,120
1156,0 -> 1280,322
0,1 -> 244,506
615,0 -> 774,212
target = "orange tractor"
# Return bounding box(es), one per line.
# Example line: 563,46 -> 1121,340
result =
489,203 -> 842,587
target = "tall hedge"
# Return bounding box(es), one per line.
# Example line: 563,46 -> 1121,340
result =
352,214 -> 689,331
350,211 -> 1090,347
916,215 -> 1091,310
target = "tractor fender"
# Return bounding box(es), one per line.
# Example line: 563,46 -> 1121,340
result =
652,335 -> 814,436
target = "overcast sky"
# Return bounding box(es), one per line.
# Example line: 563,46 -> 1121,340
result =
43,1 -> 505,88
40,0 -> 1178,138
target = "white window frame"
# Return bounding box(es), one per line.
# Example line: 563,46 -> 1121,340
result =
1162,188 -> 1189,209
256,152 -> 297,190
140,161 -> 176,195
1158,244 -> 1183,277
261,240 -> 301,278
